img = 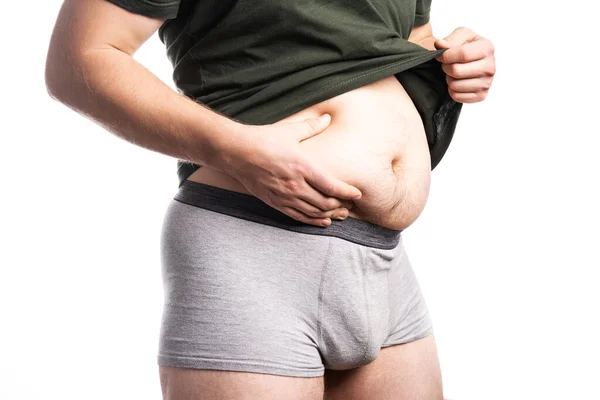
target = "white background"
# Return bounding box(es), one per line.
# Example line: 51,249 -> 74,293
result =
1,1 -> 598,399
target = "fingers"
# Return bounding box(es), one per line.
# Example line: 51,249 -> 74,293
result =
433,28 -> 496,104
282,206 -> 333,227
280,206 -> 334,227
436,26 -> 476,49
295,186 -> 345,210
303,162 -> 362,200
293,187 -> 355,220
447,89 -> 489,103
276,177 -> 355,220
339,200 -> 355,211
446,76 -> 493,93
291,198 -> 351,220
435,38 -> 494,64
296,113 -> 332,142
441,57 -> 496,79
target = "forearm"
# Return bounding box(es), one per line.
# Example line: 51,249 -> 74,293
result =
415,35 -> 437,51
45,45 -> 241,171
408,22 -> 438,51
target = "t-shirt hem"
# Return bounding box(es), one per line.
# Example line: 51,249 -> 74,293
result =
414,12 -> 431,26
105,0 -> 180,19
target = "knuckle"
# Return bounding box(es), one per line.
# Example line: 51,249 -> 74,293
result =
453,92 -> 465,103
323,209 -> 336,218
284,179 -> 300,193
449,64 -> 460,77
486,61 -> 496,76
321,182 -> 335,195
459,26 -> 473,36
307,206 -> 323,217
289,160 -> 307,176
441,64 -> 451,76
325,197 -> 341,209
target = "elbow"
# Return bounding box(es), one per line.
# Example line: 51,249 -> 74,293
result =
45,76 -> 61,103
44,54 -> 69,103
44,43 -> 84,104
45,54 -> 63,102
45,68 -> 57,101
45,44 -> 61,99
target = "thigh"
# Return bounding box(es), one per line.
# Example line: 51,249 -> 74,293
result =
159,200 -> 330,398
323,333 -> 443,400
160,366 -> 325,400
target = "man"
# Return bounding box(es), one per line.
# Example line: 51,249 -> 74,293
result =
45,0 -> 495,398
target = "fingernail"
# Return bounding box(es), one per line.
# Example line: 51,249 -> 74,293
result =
322,218 -> 331,227
338,209 -> 349,219
321,113 -> 331,124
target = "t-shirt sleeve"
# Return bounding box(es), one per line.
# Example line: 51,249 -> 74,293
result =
414,0 -> 432,26
105,0 -> 182,19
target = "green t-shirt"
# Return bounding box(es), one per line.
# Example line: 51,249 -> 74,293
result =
106,0 -> 462,187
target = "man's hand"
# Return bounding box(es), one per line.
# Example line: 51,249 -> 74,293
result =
218,114 -> 362,227
434,27 -> 496,103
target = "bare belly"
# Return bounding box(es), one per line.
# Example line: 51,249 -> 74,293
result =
187,74 -> 431,230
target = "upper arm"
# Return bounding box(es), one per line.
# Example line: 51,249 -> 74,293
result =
414,0 -> 432,27
47,0 -> 180,59
408,0 -> 435,50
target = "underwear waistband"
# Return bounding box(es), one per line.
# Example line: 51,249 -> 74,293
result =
174,180 -> 402,250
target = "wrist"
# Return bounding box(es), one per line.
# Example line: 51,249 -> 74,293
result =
204,118 -> 250,174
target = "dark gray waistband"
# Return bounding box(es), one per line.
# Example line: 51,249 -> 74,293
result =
173,180 -> 402,250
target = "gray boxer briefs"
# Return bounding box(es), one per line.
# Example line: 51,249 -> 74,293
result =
158,180 -> 433,376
